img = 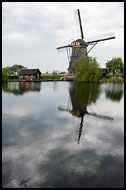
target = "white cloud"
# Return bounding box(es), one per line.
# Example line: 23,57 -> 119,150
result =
2,2 -> 124,72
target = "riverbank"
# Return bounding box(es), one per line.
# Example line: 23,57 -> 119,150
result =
99,75 -> 124,83
5,74 -> 124,83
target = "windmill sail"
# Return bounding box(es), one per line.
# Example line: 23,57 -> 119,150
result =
73,9 -> 84,39
77,9 -> 84,39
87,32 -> 115,44
57,45 -> 72,50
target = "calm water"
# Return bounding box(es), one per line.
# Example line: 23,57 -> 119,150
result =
2,81 -> 124,188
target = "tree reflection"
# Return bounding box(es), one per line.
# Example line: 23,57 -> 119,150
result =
105,83 -> 124,102
2,82 -> 41,96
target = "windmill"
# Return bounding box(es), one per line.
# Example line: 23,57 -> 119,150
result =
57,9 -> 115,74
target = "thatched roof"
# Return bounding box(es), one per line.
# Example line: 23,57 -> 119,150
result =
18,69 -> 41,75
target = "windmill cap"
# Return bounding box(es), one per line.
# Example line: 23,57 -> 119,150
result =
72,39 -> 88,46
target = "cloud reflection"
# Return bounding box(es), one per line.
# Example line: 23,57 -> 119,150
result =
2,82 -> 124,188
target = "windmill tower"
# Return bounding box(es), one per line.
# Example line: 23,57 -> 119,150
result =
57,9 -> 115,74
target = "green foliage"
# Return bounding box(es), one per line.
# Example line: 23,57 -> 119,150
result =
99,75 -> 123,83
3,64 -> 27,74
105,57 -> 124,76
2,69 -> 8,81
8,76 -> 19,80
72,55 -> 102,82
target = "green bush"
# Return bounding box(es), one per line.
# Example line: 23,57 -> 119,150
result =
2,69 -> 8,82
8,76 -> 19,79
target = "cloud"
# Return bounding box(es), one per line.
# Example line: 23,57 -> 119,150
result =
2,2 -> 124,72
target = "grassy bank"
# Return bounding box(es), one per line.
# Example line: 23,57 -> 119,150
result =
6,75 -> 63,81
4,74 -> 124,82
40,75 -> 62,80
8,75 -> 19,80
99,75 -> 124,83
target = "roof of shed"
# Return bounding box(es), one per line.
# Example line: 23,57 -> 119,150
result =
101,68 -> 108,73
18,69 -> 41,75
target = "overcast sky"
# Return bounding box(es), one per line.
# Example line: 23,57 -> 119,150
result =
2,2 -> 124,73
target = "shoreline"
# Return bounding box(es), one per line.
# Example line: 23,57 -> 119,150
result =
6,79 -> 124,83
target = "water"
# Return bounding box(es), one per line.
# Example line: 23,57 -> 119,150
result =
2,81 -> 124,188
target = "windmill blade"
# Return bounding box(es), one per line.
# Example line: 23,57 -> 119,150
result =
57,45 -> 72,54
57,45 -> 72,50
87,32 -> 115,44
58,106 -> 72,112
87,112 -> 113,120
57,47 -> 68,54
73,9 -> 84,39
77,9 -> 84,39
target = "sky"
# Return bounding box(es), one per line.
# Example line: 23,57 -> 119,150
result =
2,2 -> 124,73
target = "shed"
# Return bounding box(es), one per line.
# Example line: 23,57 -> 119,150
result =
101,68 -> 108,77
18,69 -> 41,81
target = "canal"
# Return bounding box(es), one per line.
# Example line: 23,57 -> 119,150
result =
2,81 -> 124,188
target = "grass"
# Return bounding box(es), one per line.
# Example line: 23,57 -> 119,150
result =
99,74 -> 124,83
7,75 -> 63,80
6,73 -> 124,82
40,75 -> 62,80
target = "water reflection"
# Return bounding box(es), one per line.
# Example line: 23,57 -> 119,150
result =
105,83 -> 124,102
2,82 -> 41,96
2,82 -> 124,188
58,82 -> 113,144
36,148 -> 123,188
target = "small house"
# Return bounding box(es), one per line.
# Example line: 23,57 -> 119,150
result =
18,69 -> 41,81
101,68 -> 108,77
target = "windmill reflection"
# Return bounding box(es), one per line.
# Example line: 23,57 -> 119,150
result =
58,82 -> 113,144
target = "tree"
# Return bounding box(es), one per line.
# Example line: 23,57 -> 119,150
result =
72,55 -> 102,82
52,70 -> 58,75
4,66 -> 14,75
2,69 -> 8,82
3,64 -> 27,75
105,57 -> 124,76
11,64 -> 27,74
